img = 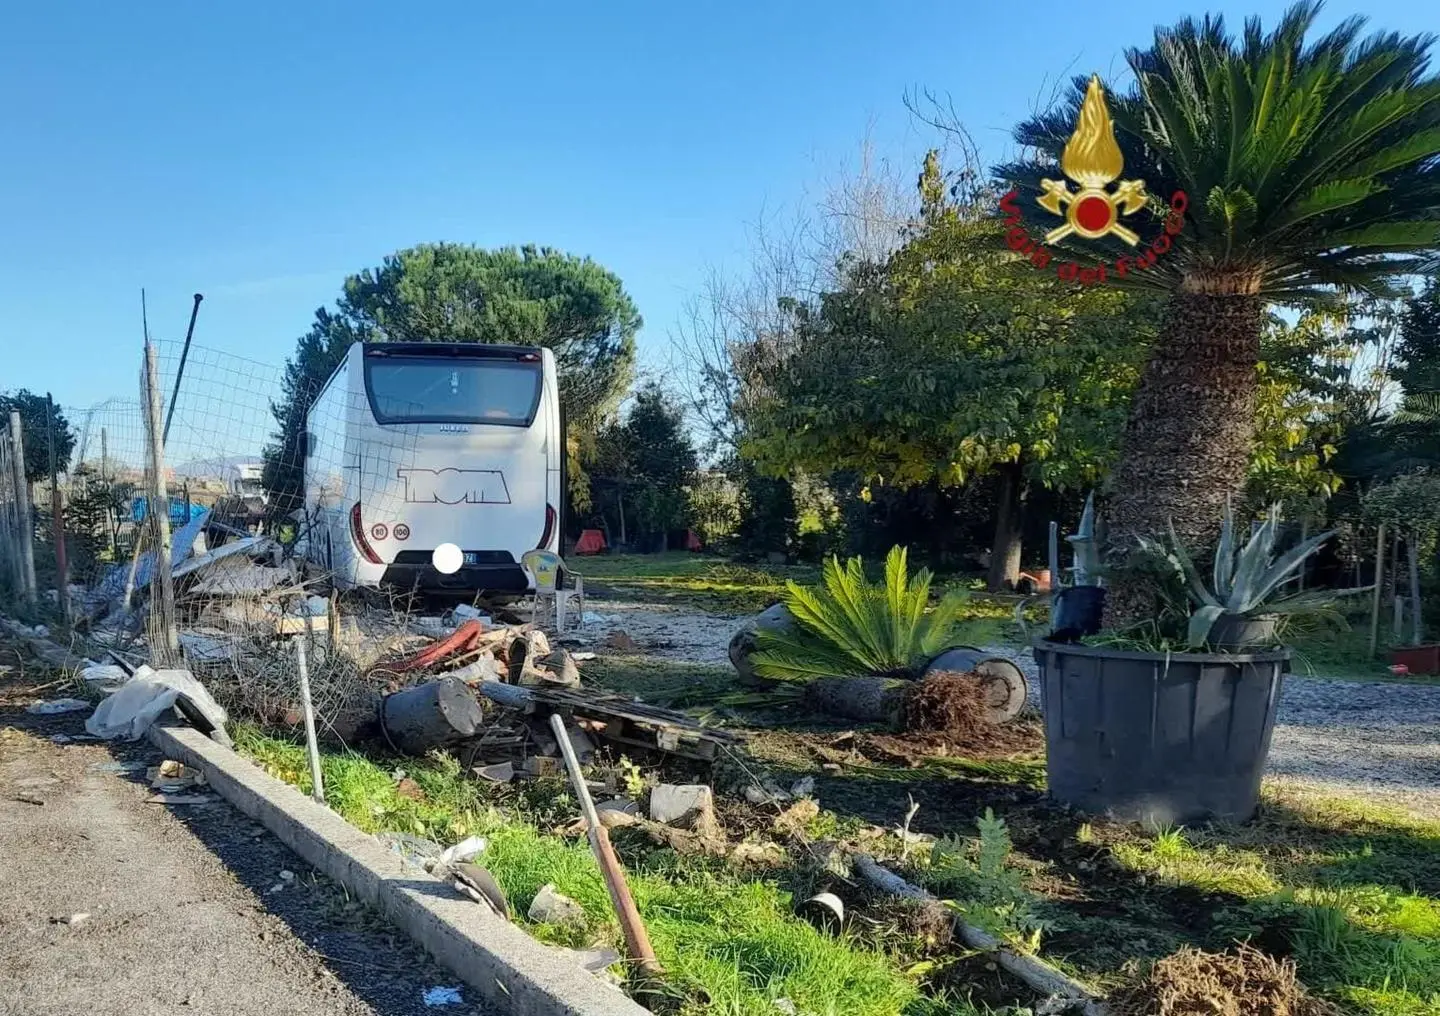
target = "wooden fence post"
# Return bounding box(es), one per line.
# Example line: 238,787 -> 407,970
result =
143,343 -> 180,664
8,411 -> 37,607
1369,523 -> 1387,659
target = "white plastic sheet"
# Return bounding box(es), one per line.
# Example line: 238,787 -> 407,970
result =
86,666 -> 228,741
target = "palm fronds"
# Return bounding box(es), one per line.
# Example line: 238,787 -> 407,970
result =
749,546 -> 972,682
998,2 -> 1440,299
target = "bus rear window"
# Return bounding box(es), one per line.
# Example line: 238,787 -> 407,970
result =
365,358 -> 542,426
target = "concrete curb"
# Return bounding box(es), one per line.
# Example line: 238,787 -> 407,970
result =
149,722 -> 649,1016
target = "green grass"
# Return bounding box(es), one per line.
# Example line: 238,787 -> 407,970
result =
1102,785 -> 1440,1014
576,553 -> 816,613
234,724 -> 969,1016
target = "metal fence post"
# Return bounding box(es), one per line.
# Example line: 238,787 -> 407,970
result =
8,411 -> 37,607
143,344 -> 180,664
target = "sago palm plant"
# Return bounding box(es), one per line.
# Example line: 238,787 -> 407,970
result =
749,546 -> 970,682
999,1 -> 1440,626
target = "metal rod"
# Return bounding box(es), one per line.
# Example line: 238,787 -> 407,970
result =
8,411 -> 37,605
46,393 -> 69,622
162,293 -> 204,445
295,639 -> 326,805
1369,523 -> 1387,658
549,712 -> 662,977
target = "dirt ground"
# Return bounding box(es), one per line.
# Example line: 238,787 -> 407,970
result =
0,644 -> 493,1016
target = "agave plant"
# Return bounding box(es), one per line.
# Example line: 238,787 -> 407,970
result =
749,546 -> 970,682
1140,502 -> 1332,648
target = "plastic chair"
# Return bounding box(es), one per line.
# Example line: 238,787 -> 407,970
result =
521,549 -> 585,630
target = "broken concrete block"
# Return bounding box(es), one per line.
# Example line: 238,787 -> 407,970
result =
649,784 -> 719,838
527,883 -> 586,926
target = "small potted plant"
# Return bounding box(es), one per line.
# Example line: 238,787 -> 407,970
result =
1034,502 -> 1332,825
1049,492 -> 1106,641
1140,502 -> 1333,650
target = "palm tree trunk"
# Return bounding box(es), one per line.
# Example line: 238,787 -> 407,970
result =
1103,287 -> 1263,629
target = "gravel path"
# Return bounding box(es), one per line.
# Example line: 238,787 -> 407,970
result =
981,644 -> 1440,820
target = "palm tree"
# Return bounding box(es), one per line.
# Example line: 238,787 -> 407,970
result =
999,2 -> 1440,626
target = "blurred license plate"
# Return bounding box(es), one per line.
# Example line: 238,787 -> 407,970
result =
463,552 -> 479,566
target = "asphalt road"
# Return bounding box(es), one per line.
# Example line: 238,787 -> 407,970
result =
0,645 -> 494,1016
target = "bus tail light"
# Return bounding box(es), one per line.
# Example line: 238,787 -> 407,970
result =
537,504 -> 557,549
351,502 -> 383,564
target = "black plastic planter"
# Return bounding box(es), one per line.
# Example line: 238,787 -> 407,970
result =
1034,639 -> 1289,825
1050,586 -> 1106,642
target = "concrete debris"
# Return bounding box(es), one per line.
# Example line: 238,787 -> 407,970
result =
649,784 -> 719,838
149,760 -> 207,791
790,776 -> 816,799
537,649 -> 581,688
27,698 -> 92,715
527,883 -> 586,926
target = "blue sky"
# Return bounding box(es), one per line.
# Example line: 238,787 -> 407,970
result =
1,1 -> 1431,423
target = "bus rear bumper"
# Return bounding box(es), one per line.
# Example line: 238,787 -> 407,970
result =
378,561 -> 531,595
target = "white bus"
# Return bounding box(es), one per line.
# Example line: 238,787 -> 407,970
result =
301,341 -> 562,594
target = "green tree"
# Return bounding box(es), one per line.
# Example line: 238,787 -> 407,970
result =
0,390 -> 75,485
1395,279 -> 1440,397
264,244 -> 639,512
1000,4 -> 1440,624
588,383 -> 697,546
744,153 -> 1158,589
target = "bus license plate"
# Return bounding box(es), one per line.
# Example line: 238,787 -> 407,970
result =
462,552 -> 479,566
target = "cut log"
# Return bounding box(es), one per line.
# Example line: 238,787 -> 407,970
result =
803,676 -> 906,726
